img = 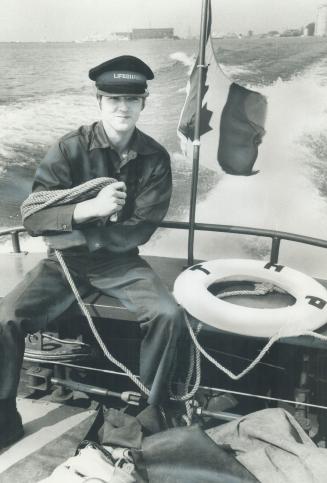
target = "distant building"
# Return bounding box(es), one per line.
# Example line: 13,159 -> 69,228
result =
304,22 -> 315,36
81,33 -> 107,42
316,4 -> 327,36
223,32 -> 240,39
280,28 -> 302,37
113,32 -> 132,40
211,32 -> 225,39
130,28 -> 174,40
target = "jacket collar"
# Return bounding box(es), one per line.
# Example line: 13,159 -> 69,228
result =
90,121 -> 157,156
89,121 -> 111,151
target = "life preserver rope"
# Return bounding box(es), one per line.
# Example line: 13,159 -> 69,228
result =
174,258 -> 327,380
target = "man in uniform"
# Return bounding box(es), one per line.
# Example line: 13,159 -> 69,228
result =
0,55 -> 186,448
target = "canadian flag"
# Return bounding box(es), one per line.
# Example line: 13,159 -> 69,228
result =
178,1 -> 267,176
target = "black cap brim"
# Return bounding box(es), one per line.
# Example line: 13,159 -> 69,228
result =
97,88 -> 149,98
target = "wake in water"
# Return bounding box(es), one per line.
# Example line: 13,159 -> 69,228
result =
144,56 -> 327,278
0,91 -> 98,172
169,51 -> 254,92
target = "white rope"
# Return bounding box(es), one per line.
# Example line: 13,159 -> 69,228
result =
21,177 -> 116,221
168,323 -> 202,402
56,248 -> 203,407
297,331 -> 327,341
167,322 -> 203,424
185,284 -> 327,381
55,249 -> 151,397
185,315 -> 281,380
181,325 -> 202,401
216,282 -> 286,299
183,336 -> 202,425
183,400 -> 193,426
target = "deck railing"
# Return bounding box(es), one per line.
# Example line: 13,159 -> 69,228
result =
1,222 -> 327,266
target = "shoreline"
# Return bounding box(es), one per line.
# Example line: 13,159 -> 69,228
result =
212,36 -> 327,85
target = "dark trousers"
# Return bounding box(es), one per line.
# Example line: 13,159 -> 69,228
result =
0,249 -> 186,405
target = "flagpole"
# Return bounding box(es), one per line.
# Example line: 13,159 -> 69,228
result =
187,0 -> 210,266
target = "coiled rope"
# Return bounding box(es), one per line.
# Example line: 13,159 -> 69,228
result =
21,177 -> 117,221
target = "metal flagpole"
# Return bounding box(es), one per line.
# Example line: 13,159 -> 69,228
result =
187,0 -> 210,266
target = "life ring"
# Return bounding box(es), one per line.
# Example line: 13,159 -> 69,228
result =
173,259 -> 327,338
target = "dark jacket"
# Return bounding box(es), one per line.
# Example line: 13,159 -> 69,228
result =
24,121 -> 172,254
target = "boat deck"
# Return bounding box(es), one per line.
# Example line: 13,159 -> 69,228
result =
0,395 -> 97,482
1,252 -> 327,479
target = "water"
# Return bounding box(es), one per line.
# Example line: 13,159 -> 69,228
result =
1,40 -> 327,277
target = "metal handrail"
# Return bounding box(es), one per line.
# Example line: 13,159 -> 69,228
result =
160,221 -> 327,264
1,222 -> 327,265
0,226 -> 26,253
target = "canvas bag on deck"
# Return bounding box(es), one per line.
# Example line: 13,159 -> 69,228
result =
206,407 -> 327,483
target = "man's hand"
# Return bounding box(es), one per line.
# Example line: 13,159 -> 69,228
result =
93,181 -> 127,217
73,181 -> 126,224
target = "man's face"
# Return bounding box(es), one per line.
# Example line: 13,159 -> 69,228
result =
100,95 -> 143,133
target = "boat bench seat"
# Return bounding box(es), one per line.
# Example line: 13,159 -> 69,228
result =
1,252 -> 327,350
0,251 -> 186,322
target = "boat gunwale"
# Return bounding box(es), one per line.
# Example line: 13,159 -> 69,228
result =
2,223 -> 327,265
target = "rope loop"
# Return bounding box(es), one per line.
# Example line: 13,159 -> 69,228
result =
21,177 -> 117,221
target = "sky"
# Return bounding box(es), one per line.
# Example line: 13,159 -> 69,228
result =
0,0 -> 325,42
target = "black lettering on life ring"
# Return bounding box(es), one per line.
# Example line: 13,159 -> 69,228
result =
264,262 -> 284,272
190,264 -> 210,275
305,296 -> 327,310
